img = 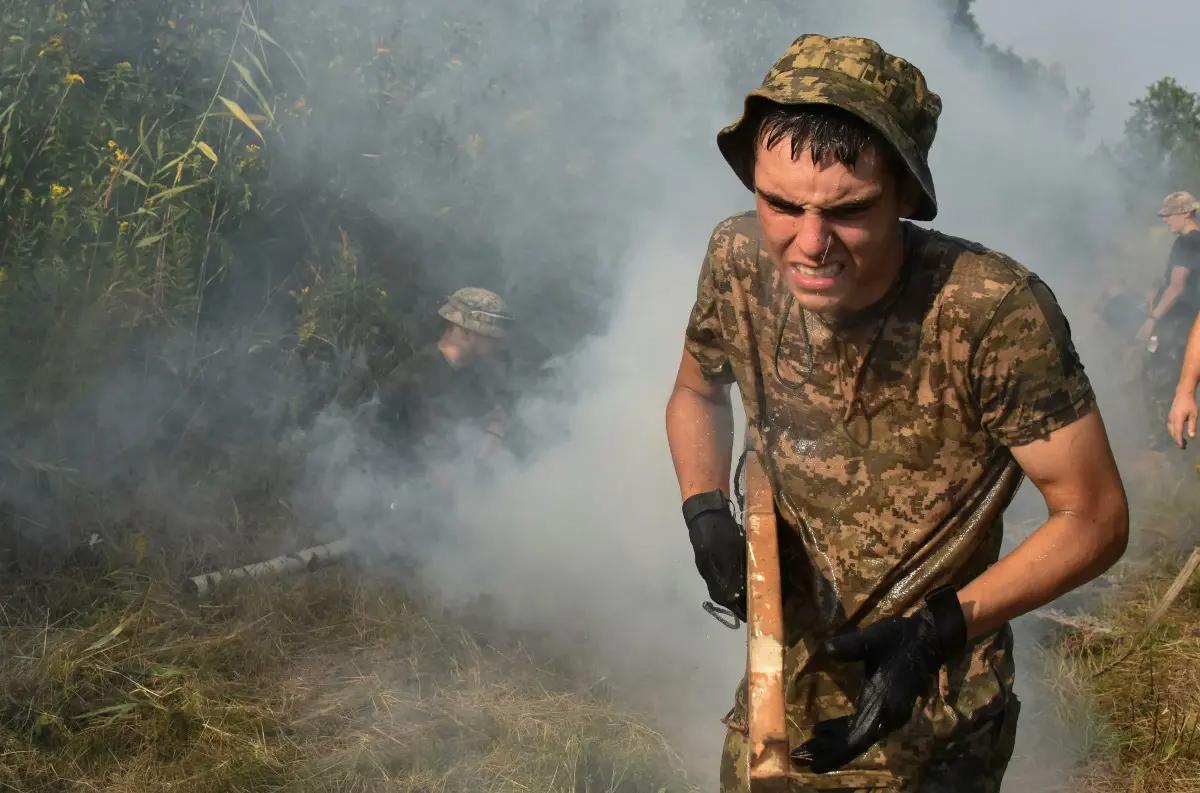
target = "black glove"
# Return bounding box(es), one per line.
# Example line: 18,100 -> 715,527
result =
682,490 -> 746,622
791,585 -> 968,774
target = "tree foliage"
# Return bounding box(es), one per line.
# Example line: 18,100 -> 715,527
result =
1121,77 -> 1200,198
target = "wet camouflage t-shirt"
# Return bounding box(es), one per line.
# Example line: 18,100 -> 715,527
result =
685,212 -> 1096,789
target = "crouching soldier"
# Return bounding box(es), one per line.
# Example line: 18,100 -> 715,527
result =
337,286 -> 515,468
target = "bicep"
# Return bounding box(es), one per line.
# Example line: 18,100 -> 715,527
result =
1008,410 -> 1124,516
672,348 -> 732,405
1170,265 -> 1191,289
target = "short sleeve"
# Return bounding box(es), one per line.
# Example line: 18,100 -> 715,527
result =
683,228 -> 737,385
972,276 -> 1097,446
1174,232 -> 1200,272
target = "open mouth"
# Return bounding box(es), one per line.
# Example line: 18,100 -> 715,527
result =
786,260 -> 846,291
798,262 -> 844,279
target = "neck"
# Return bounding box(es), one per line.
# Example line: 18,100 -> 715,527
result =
1182,219 -> 1200,235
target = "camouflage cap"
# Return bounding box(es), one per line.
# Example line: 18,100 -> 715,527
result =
1160,191 -> 1200,216
438,287 -> 513,339
717,34 -> 943,221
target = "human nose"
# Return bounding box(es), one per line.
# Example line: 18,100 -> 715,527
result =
788,213 -> 835,263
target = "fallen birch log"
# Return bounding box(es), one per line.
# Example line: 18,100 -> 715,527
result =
184,538 -> 353,598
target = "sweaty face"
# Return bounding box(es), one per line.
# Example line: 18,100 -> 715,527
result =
752,135 -> 915,315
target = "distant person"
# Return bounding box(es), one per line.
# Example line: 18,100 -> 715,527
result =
1140,191 -> 1200,446
664,34 -> 1129,792
336,287 -> 514,465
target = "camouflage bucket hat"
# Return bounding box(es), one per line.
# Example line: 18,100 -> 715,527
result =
717,34 -> 943,221
1160,191 -> 1200,216
438,287 -> 513,339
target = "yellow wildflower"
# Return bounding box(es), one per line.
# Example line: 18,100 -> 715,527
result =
379,289 -> 388,297
49,183 -> 71,199
114,61 -> 132,72
63,73 -> 84,85
292,96 -> 308,112
166,20 -> 176,30
38,35 -> 62,57
55,12 -> 68,22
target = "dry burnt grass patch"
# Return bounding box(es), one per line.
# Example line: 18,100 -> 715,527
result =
0,539 -> 695,793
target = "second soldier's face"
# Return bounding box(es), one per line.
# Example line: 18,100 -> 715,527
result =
752,136 -> 916,316
1163,213 -> 1190,234
451,326 -> 500,362
441,325 -> 500,368
467,330 -> 501,360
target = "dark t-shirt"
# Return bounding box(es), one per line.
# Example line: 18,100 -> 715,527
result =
1155,229 -> 1200,325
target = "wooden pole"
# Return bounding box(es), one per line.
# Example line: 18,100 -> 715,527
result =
1147,546 -> 1200,627
743,451 -> 789,792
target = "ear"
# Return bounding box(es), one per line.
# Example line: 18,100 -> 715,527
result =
895,172 -> 921,219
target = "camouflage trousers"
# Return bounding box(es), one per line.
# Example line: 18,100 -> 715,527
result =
718,696 -> 1020,793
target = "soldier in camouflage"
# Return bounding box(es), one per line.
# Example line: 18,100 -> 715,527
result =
664,35 -> 1130,792
336,287 -> 514,463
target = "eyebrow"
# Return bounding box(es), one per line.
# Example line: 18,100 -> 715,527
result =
756,188 -> 882,214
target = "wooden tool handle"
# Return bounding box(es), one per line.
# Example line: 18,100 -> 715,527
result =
743,450 -> 789,791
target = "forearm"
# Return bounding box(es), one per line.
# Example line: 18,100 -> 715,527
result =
956,507 -> 1128,639
666,386 -> 735,500
1177,315 -> 1200,396
1151,284 -> 1183,319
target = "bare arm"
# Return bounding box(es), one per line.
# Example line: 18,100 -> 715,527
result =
1143,265 -> 1191,329
665,349 -> 735,500
1177,312 -> 1200,398
956,409 -> 1128,639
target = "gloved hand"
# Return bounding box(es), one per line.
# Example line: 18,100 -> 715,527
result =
682,490 -> 746,622
791,585 -> 968,774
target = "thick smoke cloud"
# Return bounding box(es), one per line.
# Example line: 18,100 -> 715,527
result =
297,1 -> 1150,784
2,0 -> 1171,788
973,0 -> 1200,142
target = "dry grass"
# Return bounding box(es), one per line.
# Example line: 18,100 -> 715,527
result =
0,545 -> 694,793
1049,547 -> 1200,793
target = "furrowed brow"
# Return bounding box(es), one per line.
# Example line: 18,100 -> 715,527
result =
756,189 -> 806,213
757,188 -> 882,215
